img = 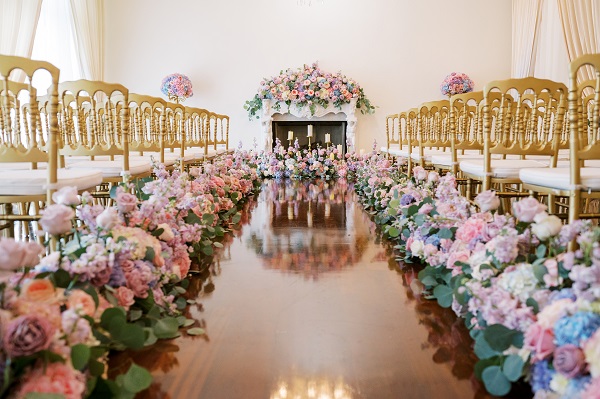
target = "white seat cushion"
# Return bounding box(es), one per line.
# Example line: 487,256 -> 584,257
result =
556,159 -> 600,168
380,146 -> 389,153
520,167 -> 600,191
460,159 -> 548,179
67,159 -> 151,178
0,162 -> 48,170
431,153 -> 486,166
0,168 -> 103,196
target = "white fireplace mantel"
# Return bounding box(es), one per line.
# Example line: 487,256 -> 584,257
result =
259,98 -> 358,152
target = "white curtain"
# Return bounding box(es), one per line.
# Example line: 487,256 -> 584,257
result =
69,0 -> 104,81
557,0 -> 600,82
533,0 -> 570,85
0,0 -> 43,57
512,0 -> 544,78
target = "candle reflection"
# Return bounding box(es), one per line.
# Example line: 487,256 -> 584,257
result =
270,377 -> 355,399
247,179 -> 369,279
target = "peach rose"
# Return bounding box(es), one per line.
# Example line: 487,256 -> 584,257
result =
21,279 -> 55,303
115,286 -> 135,309
67,290 -> 96,317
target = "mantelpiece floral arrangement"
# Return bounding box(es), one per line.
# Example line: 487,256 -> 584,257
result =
244,62 -> 375,119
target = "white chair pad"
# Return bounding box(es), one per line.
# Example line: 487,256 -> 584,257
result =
380,146 -> 389,153
67,159 -> 151,178
460,159 -> 548,179
556,160 -> 600,168
0,169 -> 103,196
0,162 -> 48,170
520,167 -> 600,191
430,153 -> 486,166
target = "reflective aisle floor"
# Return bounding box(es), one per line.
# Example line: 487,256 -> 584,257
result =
115,180 -> 531,399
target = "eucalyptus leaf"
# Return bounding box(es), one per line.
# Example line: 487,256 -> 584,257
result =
122,364 -> 152,393
482,366 -> 511,396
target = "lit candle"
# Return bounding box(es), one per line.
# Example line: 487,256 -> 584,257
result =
337,144 -> 342,154
307,124 -> 313,137
325,133 -> 331,143
288,130 -> 293,140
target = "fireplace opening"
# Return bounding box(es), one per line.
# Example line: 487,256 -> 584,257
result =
272,121 -> 347,153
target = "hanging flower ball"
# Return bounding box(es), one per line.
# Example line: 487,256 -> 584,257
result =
440,72 -> 474,97
161,73 -> 193,102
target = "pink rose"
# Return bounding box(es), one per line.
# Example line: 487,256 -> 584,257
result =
39,204 -> 74,235
455,218 -> 486,243
115,286 -> 135,309
116,191 -> 137,213
3,315 -> 55,357
96,208 -> 120,230
475,190 -> 500,212
20,241 -> 44,267
525,323 -> 555,360
0,238 -> 26,271
413,166 -> 427,181
51,186 -> 80,206
553,344 -> 586,378
512,197 -> 547,222
447,250 -> 470,275
21,279 -> 55,303
427,171 -> 439,183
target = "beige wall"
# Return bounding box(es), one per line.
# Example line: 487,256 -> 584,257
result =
104,0 -> 512,151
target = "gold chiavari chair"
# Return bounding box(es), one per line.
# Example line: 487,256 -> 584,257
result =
381,113 -> 399,156
433,91 -> 485,174
212,113 -> 232,154
127,94 -> 179,168
0,55 -> 102,239
412,100 -> 452,169
459,78 -> 567,204
184,106 -> 210,166
163,101 -> 187,170
206,112 -> 226,160
57,80 -> 152,184
519,54 -> 600,221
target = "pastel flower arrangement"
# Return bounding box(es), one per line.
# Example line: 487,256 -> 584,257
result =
440,72 -> 475,97
161,73 -> 193,103
0,154 -> 259,398
350,154 -> 600,397
244,62 -> 375,119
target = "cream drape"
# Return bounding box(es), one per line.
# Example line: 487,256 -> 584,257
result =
0,0 -> 43,57
69,0 -> 104,80
533,0 -> 569,85
512,0 -> 544,78
557,0 -> 600,82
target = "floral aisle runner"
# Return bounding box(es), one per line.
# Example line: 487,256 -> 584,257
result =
350,153 -> 600,399
0,154 -> 261,398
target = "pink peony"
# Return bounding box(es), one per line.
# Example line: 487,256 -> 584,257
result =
553,344 -> 587,378
582,378 -> 600,399
20,279 -> 55,303
3,314 -> 55,357
512,197 -> 547,223
40,204 -> 74,235
524,323 -> 555,361
15,361 -> 86,399
455,218 -> 486,243
20,241 -> 44,268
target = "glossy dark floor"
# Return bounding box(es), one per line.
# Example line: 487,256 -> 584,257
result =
116,180 -> 532,399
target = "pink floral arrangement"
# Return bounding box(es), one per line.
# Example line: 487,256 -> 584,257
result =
161,73 -> 193,102
245,62 -> 375,119
440,72 -> 474,96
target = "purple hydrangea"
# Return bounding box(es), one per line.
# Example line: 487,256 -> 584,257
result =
400,194 -> 416,206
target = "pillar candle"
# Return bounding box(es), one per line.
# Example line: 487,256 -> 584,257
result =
337,144 -> 342,154
325,133 -> 331,143
288,130 -> 293,140
307,125 -> 313,137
